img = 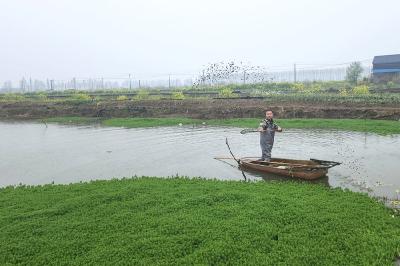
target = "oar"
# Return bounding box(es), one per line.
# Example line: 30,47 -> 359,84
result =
225,138 -> 240,164
310,158 -> 341,167
240,128 -> 279,134
225,138 -> 247,181
214,156 -> 237,160
240,128 -> 258,134
214,157 -> 240,169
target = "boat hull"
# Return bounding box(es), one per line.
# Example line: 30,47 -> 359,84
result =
240,157 -> 331,180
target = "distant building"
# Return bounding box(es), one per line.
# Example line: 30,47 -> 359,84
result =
372,54 -> 400,83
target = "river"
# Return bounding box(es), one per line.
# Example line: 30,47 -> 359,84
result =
1,121 -> 399,201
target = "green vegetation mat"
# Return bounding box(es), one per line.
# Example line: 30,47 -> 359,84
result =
0,178 -> 399,265
43,117 -> 400,135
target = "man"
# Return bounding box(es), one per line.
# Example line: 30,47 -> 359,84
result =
257,110 -> 282,162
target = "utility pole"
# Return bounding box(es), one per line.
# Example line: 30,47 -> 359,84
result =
138,80 -> 141,88
294,63 -> 297,83
50,80 -> 54,90
29,77 -> 32,92
168,75 -> 171,89
73,77 -> 76,90
129,74 -> 132,89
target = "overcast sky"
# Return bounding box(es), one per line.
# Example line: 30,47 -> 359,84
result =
1,0 -> 399,82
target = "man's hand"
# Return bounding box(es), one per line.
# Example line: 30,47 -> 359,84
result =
276,127 -> 283,132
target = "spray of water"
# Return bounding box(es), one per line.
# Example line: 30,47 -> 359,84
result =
192,61 -> 270,87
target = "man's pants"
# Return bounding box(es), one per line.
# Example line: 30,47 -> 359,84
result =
260,142 -> 273,161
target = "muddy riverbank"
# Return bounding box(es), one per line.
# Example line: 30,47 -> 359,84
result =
1,99 -> 400,120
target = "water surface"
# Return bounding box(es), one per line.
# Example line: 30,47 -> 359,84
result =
1,121 -> 399,200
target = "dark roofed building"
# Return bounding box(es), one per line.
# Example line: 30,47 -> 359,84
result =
372,54 -> 400,83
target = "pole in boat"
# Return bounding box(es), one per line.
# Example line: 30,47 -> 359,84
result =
225,137 -> 247,181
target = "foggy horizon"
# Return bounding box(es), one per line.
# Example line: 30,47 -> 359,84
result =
1,0 -> 399,84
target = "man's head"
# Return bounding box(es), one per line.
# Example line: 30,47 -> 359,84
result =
265,110 -> 274,120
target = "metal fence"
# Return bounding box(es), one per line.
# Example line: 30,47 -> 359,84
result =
0,61 -> 373,92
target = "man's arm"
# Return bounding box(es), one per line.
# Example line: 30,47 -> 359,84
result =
258,121 -> 266,132
257,125 -> 266,132
274,124 -> 283,132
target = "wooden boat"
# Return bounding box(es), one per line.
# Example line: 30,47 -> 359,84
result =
239,157 -> 340,180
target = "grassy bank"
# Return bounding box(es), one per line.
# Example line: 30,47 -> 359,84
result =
1,177 -> 399,265
43,116 -> 400,135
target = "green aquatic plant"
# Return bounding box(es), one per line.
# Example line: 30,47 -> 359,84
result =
0,177 -> 399,265
42,117 -> 400,135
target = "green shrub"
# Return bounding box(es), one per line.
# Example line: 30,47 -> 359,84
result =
291,83 -> 305,92
171,91 -> 185,100
2,93 -> 25,101
387,81 -> 397,89
71,93 -> 91,101
149,95 -> 162,100
218,88 -> 235,98
116,95 -> 128,101
134,90 -> 150,100
36,93 -> 48,101
339,88 -> 348,96
352,85 -> 370,95
306,84 -> 322,93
